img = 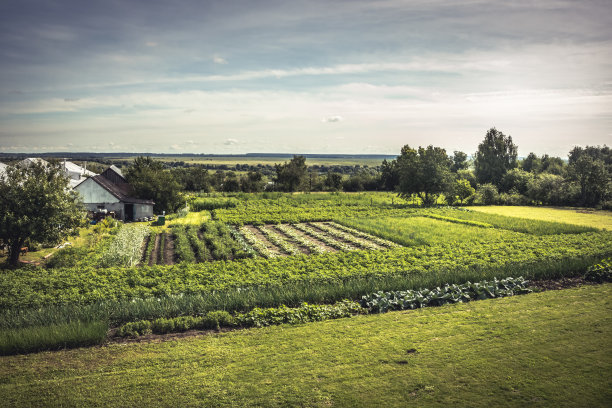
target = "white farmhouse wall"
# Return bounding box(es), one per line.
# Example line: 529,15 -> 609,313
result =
75,178 -> 120,204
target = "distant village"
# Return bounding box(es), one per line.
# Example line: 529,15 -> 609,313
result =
0,158 -> 154,222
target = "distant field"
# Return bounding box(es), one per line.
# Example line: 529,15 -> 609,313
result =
1,284 -> 609,407
469,206 -> 612,230
108,155 -> 388,167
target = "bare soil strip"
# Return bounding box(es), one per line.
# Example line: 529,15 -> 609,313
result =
140,234 -> 151,265
149,234 -> 160,266
270,224 -> 311,255
305,223 -> 360,250
283,224 -> 338,253
164,233 -> 175,265
245,225 -> 285,257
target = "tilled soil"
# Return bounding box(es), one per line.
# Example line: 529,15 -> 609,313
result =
164,233 -> 175,265
270,225 -> 311,255
149,234 -> 160,266
246,225 -> 284,256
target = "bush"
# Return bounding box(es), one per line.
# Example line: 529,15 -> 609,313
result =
584,258 -> 612,283
476,183 -> 499,205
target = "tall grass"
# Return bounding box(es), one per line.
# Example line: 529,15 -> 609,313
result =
0,320 -> 108,355
336,216 -> 520,246
434,208 -> 598,235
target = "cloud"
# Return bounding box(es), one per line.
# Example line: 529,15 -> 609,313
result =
323,115 -> 344,123
224,138 -> 239,145
145,42 -> 158,47
213,55 -> 227,64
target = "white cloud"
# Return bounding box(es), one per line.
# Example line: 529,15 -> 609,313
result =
323,115 -> 344,123
213,55 -> 227,64
145,42 -> 158,47
224,138 -> 239,145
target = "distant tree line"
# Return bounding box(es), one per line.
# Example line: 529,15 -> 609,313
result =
122,128 -> 610,211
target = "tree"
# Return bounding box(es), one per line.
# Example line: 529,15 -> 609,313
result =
125,156 -> 182,213
274,155 -> 308,192
474,128 -> 518,187
450,151 -> 469,172
568,155 -> 609,206
500,168 -> 533,194
380,159 -> 400,191
324,172 -> 343,191
0,163 -> 85,265
521,152 -> 540,173
396,145 -> 452,206
240,171 -> 266,193
455,178 -> 476,204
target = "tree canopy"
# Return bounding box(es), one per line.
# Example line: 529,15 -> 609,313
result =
125,156 -> 183,213
274,155 -> 308,192
474,128 -> 518,186
396,145 -> 452,206
0,163 -> 85,265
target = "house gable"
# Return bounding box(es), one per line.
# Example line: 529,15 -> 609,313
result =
75,177 -> 120,204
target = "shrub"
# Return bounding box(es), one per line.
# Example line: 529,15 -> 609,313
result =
584,258 -> 612,283
476,183 -> 499,205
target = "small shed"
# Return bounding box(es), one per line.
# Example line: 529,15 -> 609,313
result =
75,166 -> 154,221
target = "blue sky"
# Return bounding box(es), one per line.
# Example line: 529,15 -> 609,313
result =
0,0 -> 610,156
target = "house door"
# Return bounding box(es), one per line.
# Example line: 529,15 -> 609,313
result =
125,204 -> 134,221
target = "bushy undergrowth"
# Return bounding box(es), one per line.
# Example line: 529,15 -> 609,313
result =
583,258 -> 612,283
0,320 -> 108,355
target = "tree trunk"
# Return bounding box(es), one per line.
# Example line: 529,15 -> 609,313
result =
8,239 -> 24,266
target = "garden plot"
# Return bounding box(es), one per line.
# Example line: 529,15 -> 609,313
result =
236,222 -> 400,258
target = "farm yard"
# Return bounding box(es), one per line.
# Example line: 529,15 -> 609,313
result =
1,192 -> 611,406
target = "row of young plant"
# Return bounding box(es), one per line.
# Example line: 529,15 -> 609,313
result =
173,222 -> 256,263
2,255 -> 609,355
98,225 -> 150,267
115,276 -> 531,337
2,231 -> 610,311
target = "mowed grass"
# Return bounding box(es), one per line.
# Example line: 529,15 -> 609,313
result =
1,284 -> 609,407
166,210 -> 210,226
470,205 -> 612,230
337,216 -> 523,246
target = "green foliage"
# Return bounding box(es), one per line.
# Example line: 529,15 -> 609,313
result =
0,162 -> 85,265
361,277 -> 531,313
172,225 -> 196,263
126,156 -> 183,213
274,155 -> 308,192
396,145 -> 453,206
98,225 -> 149,267
1,230 -> 609,311
476,183 -> 499,205
236,300 -> 364,328
116,310 -> 235,337
190,197 -> 239,211
421,213 -> 493,228
583,258 -> 612,283
142,232 -> 157,265
453,178 -> 476,204
0,320 -> 108,355
474,128 -> 518,186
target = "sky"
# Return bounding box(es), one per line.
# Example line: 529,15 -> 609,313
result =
0,0 -> 611,157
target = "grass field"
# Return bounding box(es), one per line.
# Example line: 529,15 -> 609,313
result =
469,206 -> 612,230
109,155 -> 389,167
1,284 -> 609,407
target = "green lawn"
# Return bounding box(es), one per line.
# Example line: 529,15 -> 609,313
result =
470,206 -> 612,230
1,284 -> 610,407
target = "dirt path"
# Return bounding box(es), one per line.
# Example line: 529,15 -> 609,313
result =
245,225 -> 285,257
270,224 -> 311,255
149,234 -> 160,266
164,233 -> 175,265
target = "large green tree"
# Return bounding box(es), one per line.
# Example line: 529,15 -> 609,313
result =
0,163 -> 85,265
125,156 -> 182,213
274,155 -> 308,192
396,145 -> 452,206
474,128 -> 518,186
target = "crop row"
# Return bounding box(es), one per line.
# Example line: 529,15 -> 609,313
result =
173,222 -> 256,263
98,225 -> 149,267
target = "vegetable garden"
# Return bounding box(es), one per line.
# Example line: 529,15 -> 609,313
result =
1,192 -> 611,355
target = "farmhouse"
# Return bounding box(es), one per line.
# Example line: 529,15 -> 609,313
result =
75,165 -> 154,221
